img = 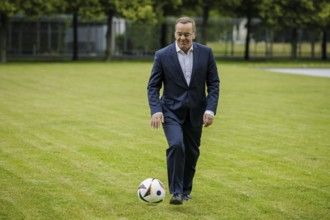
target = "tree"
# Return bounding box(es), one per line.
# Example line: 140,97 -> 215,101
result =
200,0 -> 212,45
312,0 -> 330,60
98,0 -> 117,61
60,0 -> 101,61
99,0 -> 156,61
152,0 -> 182,48
240,0 -> 261,60
21,0 -> 58,16
0,0 -> 21,63
259,0 -> 324,59
0,0 -> 59,63
209,0 -> 260,60
229,0 -> 261,60
21,0 -> 60,55
182,0 -> 223,45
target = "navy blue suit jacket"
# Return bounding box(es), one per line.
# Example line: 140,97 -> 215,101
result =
147,42 -> 220,128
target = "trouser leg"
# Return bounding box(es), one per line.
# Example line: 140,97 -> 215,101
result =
182,122 -> 202,195
163,119 -> 202,195
163,122 -> 185,194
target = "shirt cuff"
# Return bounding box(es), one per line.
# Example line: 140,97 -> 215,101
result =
204,110 -> 214,117
152,112 -> 163,117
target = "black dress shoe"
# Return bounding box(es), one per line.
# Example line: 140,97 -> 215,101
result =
169,193 -> 183,205
183,194 -> 192,201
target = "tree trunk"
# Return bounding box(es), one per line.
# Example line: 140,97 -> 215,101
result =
291,28 -> 298,59
57,22 -> 63,54
201,4 -> 209,45
160,22 -> 167,48
232,19 -> 240,57
105,11 -> 114,61
265,29 -> 269,57
72,11 -> 78,61
311,40 -> 315,59
244,14 -> 251,60
321,30 -> 327,60
0,12 -> 8,63
34,21 -> 40,55
230,22 -> 235,57
224,31 -> 228,57
265,28 -> 273,58
270,29 -> 273,58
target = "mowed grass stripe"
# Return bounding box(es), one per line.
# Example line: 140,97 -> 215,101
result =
1,62 -> 329,219
201,65 -> 329,218
0,63 -> 161,219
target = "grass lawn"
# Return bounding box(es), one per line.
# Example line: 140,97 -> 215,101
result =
0,61 -> 329,219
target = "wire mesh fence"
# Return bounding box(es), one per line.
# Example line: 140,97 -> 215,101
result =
6,15 -> 329,60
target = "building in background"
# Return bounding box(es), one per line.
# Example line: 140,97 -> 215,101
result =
7,15 -> 125,59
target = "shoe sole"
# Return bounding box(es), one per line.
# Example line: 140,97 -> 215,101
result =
169,200 -> 183,205
183,196 -> 192,201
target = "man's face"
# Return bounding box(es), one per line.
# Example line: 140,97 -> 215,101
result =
175,22 -> 195,53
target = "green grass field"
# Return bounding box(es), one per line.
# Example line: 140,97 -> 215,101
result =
0,61 -> 329,219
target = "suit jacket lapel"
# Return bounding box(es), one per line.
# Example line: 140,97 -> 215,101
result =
191,42 -> 199,86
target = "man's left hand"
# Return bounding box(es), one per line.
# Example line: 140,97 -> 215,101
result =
203,113 -> 214,127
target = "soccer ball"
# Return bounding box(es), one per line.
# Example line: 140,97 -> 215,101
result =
137,178 -> 166,205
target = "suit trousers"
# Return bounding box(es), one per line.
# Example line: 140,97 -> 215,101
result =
163,115 -> 203,195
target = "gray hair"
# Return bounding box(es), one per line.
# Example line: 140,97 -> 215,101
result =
175,17 -> 196,32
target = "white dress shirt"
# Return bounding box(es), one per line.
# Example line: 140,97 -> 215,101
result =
175,42 -> 193,85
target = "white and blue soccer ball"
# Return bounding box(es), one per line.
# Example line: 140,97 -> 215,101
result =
137,178 -> 166,205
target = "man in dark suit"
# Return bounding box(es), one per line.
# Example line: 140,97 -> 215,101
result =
147,17 -> 220,205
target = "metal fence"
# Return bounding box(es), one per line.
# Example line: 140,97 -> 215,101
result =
6,15 -> 329,60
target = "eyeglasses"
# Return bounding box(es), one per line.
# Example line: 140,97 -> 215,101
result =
175,32 -> 193,38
